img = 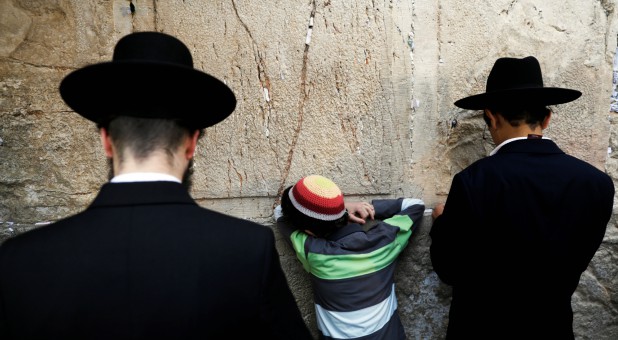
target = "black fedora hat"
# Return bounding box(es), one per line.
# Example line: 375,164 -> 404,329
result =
454,56 -> 581,110
60,31 -> 236,129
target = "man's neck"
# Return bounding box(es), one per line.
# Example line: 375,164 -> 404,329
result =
494,125 -> 544,145
113,153 -> 186,182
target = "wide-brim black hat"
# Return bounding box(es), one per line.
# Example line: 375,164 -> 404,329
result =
60,31 -> 236,129
454,56 -> 581,110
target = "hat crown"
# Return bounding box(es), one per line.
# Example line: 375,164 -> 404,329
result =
486,56 -> 544,93
289,175 -> 346,221
59,31 -> 238,129
453,55 -> 581,110
113,32 -> 193,67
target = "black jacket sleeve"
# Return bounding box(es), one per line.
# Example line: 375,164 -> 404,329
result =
429,174 -> 472,286
259,229 -> 313,339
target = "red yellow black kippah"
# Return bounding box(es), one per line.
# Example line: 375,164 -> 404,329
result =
289,175 -> 346,221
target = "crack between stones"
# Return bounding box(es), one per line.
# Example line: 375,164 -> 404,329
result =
1,58 -> 75,72
276,0 -> 317,201
153,0 -> 159,31
231,0 -> 272,109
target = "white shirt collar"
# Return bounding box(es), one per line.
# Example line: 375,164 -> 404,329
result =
110,172 -> 181,183
489,136 -> 550,156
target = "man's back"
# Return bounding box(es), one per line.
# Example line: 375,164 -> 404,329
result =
430,139 -> 614,338
0,182 -> 311,339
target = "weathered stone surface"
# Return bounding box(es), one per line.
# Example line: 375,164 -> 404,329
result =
1,0 -> 617,338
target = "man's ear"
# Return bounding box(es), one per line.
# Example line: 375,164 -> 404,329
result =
541,110 -> 552,130
184,130 -> 200,160
99,128 -> 114,158
485,109 -> 498,130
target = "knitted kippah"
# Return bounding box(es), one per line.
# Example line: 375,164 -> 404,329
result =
289,175 -> 346,221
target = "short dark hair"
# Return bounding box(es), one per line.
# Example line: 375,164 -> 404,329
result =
101,116 -> 202,165
486,106 -> 550,128
281,186 -> 348,238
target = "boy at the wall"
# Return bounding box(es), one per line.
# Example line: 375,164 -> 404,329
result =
274,175 -> 425,340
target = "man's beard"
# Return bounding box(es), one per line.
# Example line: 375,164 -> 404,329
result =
106,158 -> 194,191
182,159 -> 194,191
107,158 -> 114,181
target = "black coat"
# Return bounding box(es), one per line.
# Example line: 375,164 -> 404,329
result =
0,181 -> 312,340
430,139 -> 614,339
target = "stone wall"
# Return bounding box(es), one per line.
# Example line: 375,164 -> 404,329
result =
1,1 -> 617,338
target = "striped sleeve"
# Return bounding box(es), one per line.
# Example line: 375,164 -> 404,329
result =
373,198 -> 425,231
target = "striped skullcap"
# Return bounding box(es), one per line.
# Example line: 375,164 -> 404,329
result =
289,175 -> 346,221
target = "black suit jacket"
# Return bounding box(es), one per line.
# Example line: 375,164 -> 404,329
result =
0,181 -> 312,339
430,139 -> 614,339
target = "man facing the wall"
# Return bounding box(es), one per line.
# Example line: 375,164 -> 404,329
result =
0,31 -> 312,339
430,56 -> 615,339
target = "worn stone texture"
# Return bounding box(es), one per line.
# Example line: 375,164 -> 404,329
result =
1,0 -> 617,339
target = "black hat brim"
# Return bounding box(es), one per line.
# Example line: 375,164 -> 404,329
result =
59,61 -> 236,129
454,87 -> 582,110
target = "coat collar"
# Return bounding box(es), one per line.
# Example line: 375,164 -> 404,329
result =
493,138 -> 564,156
89,181 -> 196,208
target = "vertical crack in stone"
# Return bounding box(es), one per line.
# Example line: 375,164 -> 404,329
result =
153,0 -> 158,31
231,0 -> 272,114
227,159 -> 243,193
437,0 -> 443,65
230,0 -> 276,193
602,11 -> 617,54
129,1 -> 136,31
276,0 -> 317,199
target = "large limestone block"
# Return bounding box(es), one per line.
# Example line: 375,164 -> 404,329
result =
153,0 -> 417,201
433,0 -> 616,177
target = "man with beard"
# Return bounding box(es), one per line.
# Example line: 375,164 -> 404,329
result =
0,32 -> 312,339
